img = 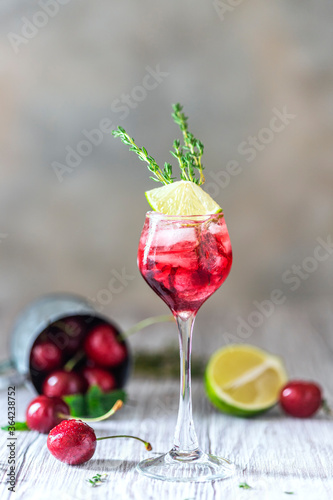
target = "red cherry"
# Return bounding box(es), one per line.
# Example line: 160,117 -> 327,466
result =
47,420 -> 96,465
26,395 -> 70,433
279,380 -> 323,418
47,419 -> 152,465
30,341 -> 62,372
84,324 -> 127,368
52,316 -> 87,354
42,370 -> 87,398
81,366 -> 117,393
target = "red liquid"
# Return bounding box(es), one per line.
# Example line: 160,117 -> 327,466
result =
138,213 -> 232,317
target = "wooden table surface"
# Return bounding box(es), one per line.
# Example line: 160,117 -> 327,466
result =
0,301 -> 333,499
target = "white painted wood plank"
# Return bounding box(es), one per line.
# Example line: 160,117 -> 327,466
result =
1,378 -> 333,500
1,302 -> 333,499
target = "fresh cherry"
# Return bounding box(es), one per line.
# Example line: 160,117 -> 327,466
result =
26,398 -> 122,437
52,316 -> 87,354
279,380 -> 326,418
47,419 -> 152,465
26,395 -> 70,434
84,323 -> 127,368
48,420 -> 96,465
81,366 -> 117,393
42,370 -> 87,398
30,341 -> 62,372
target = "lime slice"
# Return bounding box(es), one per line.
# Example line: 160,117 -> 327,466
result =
205,344 -> 288,417
145,180 -> 222,216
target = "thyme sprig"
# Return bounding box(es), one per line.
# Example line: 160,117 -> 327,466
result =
112,103 -> 205,185
86,473 -> 107,487
171,103 -> 205,185
112,126 -> 173,185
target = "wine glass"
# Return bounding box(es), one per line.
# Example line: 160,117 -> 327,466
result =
136,211 -> 233,482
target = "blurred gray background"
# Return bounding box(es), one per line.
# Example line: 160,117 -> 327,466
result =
1,0 -> 333,361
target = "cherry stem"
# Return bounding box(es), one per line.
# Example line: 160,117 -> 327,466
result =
58,399 -> 123,423
322,399 -> 333,417
96,434 -> 152,451
121,314 -> 175,340
63,350 -> 85,372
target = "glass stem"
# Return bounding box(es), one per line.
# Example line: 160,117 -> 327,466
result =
172,313 -> 199,455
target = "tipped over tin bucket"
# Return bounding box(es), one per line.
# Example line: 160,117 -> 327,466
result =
1,293 -> 130,393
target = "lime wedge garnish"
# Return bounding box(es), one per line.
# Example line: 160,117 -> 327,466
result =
145,180 -> 222,216
205,344 -> 288,417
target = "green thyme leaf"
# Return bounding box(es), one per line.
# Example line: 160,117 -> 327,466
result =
171,103 -> 205,185
86,473 -> 108,487
112,127 -> 172,184
239,482 -> 252,489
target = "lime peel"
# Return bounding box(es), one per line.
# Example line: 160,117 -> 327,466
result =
205,344 -> 288,417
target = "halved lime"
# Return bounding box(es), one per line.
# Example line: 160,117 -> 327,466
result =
145,180 -> 222,216
205,344 -> 288,417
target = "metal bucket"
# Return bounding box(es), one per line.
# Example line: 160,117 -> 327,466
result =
1,293 -> 131,393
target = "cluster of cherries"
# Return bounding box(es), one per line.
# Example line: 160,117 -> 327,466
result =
26,397 -> 151,465
24,316 -> 149,465
30,316 -> 129,398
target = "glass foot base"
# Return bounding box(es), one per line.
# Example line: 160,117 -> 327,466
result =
136,449 -> 235,482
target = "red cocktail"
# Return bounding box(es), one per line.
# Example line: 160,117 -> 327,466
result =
136,211 -> 234,482
138,212 -> 232,317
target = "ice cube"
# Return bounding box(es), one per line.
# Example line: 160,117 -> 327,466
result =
154,251 -> 199,270
171,267 -> 211,300
153,226 -> 199,253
